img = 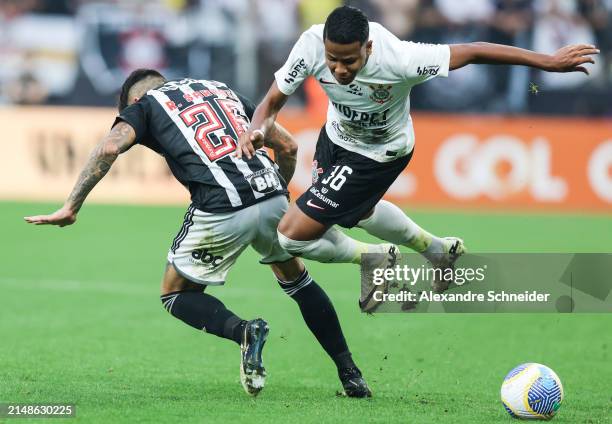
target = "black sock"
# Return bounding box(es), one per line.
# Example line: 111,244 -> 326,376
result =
278,270 -> 356,370
161,290 -> 246,345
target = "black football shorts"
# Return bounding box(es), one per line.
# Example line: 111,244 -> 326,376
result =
296,126 -> 412,228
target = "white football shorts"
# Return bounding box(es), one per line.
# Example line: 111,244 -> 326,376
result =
167,195 -> 292,285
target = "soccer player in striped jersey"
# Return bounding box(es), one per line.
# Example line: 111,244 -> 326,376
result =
25,69 -> 374,398
237,6 -> 599,309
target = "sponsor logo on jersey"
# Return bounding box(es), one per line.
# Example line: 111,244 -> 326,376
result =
416,65 -> 440,77
245,168 -> 282,194
306,199 -> 325,210
312,160 -> 324,184
318,77 -> 336,85
331,121 -> 357,143
157,78 -> 200,92
309,187 -> 339,208
331,102 -> 390,127
347,83 -> 363,96
191,248 -> 223,267
284,58 -> 307,84
369,84 -> 393,104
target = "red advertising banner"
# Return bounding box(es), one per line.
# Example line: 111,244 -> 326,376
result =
279,112 -> 612,212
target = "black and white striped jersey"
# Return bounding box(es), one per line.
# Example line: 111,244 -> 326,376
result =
114,78 -> 287,212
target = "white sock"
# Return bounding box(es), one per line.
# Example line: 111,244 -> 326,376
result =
357,200 -> 445,261
277,227 -> 385,264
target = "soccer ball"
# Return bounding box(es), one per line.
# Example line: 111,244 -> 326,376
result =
501,363 -> 564,420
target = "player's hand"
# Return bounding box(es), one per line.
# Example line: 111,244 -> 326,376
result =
545,44 -> 599,74
236,129 -> 265,160
24,205 -> 77,227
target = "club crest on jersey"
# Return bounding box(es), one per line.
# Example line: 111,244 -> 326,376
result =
369,84 -> 393,104
312,160 -> 324,184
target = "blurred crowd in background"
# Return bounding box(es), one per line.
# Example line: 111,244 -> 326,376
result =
1,0 -> 611,115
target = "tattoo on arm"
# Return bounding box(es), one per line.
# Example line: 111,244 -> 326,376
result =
265,123 -> 297,184
65,122 -> 136,212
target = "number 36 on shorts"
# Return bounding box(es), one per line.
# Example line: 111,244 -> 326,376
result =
321,165 -> 353,191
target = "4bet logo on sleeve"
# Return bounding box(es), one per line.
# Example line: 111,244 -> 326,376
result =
416,65 -> 440,76
284,58 -> 307,85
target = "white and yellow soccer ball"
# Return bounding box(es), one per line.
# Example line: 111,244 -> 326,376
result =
501,363 -> 564,420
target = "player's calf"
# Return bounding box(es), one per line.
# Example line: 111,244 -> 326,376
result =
357,200 -> 438,253
275,267 -> 357,369
159,263 -> 245,342
160,290 -> 247,344
275,266 -> 372,397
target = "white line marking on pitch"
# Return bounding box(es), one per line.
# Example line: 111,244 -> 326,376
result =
0,277 -> 349,299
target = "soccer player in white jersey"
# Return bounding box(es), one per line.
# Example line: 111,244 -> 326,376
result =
237,6 -> 599,309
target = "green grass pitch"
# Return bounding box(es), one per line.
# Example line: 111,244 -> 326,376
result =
1,201 -> 611,423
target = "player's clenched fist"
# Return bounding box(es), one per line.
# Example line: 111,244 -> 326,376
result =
236,129 -> 265,160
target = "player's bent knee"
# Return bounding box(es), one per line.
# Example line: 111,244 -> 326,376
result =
160,262 -> 203,295
277,230 -> 317,257
277,214 -> 296,238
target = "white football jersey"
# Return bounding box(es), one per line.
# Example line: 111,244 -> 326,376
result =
275,22 -> 450,162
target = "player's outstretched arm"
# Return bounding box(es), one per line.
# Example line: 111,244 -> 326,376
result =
237,81 -> 289,160
449,42 -> 599,74
24,122 -> 136,227
264,123 -> 298,184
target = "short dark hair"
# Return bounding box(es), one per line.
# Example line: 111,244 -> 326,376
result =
323,6 -> 369,45
118,68 -> 165,111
